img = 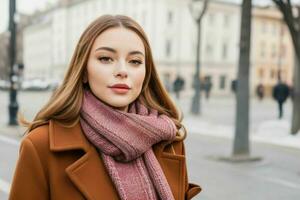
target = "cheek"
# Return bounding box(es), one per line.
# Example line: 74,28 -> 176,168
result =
134,68 -> 146,88
87,62 -> 110,85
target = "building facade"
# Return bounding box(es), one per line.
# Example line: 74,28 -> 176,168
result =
251,6 -> 294,96
22,0 -> 294,96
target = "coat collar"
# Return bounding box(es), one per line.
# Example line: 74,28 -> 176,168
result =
49,119 -> 90,153
48,119 -> 119,199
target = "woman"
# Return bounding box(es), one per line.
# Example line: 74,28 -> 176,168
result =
9,15 -> 201,200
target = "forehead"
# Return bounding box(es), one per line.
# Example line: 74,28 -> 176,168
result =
92,27 -> 145,54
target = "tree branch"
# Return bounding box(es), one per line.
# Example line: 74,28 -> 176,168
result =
199,0 -> 209,21
273,0 -> 298,38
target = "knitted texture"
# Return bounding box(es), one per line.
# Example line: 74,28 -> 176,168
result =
80,89 -> 176,200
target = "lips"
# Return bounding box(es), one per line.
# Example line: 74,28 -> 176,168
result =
109,83 -> 130,89
108,83 -> 131,94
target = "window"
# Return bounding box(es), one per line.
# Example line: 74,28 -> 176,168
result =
262,21 -> 267,33
208,13 -> 215,25
280,44 -> 286,58
270,69 -> 276,79
206,43 -> 213,57
280,25 -> 285,36
273,23 -> 277,35
260,42 -> 266,58
191,42 -> 196,57
167,11 -> 173,24
222,43 -> 228,59
271,44 -> 276,58
224,14 -> 230,27
281,70 -> 286,80
219,75 -> 226,90
166,39 -> 172,57
258,68 -> 264,79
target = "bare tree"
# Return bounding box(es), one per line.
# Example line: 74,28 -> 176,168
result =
188,0 -> 209,115
272,0 -> 300,134
233,0 -> 252,157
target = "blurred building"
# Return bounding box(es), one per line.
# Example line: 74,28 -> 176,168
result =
23,0 -> 195,85
251,6 -> 294,96
23,12 -> 54,81
22,0 -> 294,96
197,1 -> 241,96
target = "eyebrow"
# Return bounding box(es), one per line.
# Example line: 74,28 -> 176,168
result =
95,46 -> 145,57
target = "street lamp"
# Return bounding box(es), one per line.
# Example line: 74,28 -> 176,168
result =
189,0 -> 208,115
8,0 -> 19,125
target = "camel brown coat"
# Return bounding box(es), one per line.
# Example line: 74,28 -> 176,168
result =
9,120 -> 201,200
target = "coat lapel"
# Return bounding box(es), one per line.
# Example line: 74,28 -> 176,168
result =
49,120 -> 119,200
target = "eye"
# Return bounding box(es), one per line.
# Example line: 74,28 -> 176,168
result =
130,60 -> 143,65
98,56 -> 113,63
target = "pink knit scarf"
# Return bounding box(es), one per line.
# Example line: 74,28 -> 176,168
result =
79,89 -> 176,200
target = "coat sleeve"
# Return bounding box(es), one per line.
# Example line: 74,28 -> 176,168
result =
9,137 -> 49,200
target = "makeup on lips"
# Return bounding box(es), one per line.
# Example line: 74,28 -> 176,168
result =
108,83 -> 131,94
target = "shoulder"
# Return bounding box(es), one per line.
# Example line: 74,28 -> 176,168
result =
19,123 -> 51,159
24,123 -> 49,146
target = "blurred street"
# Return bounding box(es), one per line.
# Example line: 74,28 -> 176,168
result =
0,90 -> 299,199
185,133 -> 300,200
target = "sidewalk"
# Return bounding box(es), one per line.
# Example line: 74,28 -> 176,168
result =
0,111 -> 26,141
183,115 -> 300,150
0,122 -> 25,141
169,93 -> 300,150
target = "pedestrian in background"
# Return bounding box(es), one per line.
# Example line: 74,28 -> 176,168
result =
231,79 -> 237,94
203,78 -> 212,100
256,83 -> 264,100
9,15 -> 201,200
272,79 -> 290,119
173,75 -> 185,99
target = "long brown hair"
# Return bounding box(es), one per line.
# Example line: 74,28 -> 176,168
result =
19,15 -> 185,136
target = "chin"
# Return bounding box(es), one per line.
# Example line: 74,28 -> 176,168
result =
111,104 -> 128,108
110,98 -> 134,105
108,101 -> 129,108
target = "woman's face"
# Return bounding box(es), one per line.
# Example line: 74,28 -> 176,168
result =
86,27 -> 146,112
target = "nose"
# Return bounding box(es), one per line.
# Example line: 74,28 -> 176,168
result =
114,60 -> 128,78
